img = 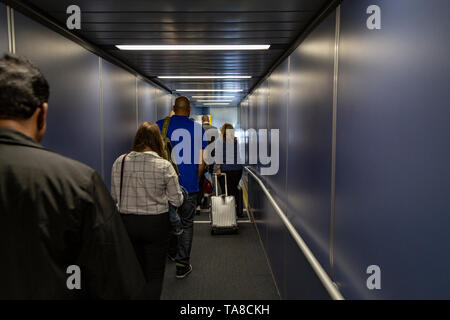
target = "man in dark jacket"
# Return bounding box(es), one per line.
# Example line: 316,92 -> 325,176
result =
0,54 -> 145,299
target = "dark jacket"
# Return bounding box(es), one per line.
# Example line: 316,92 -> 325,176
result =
0,128 -> 145,299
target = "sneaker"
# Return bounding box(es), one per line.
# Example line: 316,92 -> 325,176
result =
176,264 -> 192,279
168,255 -> 176,262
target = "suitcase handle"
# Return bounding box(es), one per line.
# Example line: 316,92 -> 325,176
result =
214,173 -> 228,197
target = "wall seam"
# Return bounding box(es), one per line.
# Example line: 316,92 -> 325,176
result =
266,80 -> 270,131
329,5 -> 341,281
6,6 -> 15,53
10,7 -> 15,53
154,87 -> 158,121
284,55 -> 291,298
155,88 -> 159,121
6,6 -> 11,52
99,57 -> 105,180
135,77 -> 139,128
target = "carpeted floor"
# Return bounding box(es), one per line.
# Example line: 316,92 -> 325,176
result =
161,221 -> 280,300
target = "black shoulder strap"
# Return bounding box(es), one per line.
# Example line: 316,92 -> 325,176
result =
119,153 -> 129,207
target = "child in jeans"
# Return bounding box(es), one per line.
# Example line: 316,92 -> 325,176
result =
169,185 -> 188,235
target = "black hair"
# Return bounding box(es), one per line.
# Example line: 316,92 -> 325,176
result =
0,54 -> 49,120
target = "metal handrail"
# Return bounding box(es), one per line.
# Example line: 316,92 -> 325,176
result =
244,166 -> 344,300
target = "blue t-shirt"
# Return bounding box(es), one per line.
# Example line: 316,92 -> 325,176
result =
157,115 -> 207,193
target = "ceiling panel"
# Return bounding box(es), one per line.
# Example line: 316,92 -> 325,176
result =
22,0 -> 333,102
80,22 -> 305,32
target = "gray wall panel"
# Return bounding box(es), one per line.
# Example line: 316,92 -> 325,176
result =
102,60 -> 137,188
155,89 -> 172,120
14,12 -> 102,174
0,4 -> 8,54
284,229 -> 330,299
256,81 -> 269,133
210,107 -> 238,130
138,79 -> 157,124
334,0 -> 450,299
266,59 -> 290,212
246,11 -> 336,300
286,11 -> 336,274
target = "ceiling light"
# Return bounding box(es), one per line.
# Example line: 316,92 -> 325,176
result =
203,103 -> 230,106
116,45 -> 270,51
192,96 -> 235,98
176,89 -> 243,92
158,75 -> 251,79
197,100 -> 233,102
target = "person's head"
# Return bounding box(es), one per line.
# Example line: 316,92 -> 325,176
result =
173,96 -> 190,116
132,122 -> 166,158
0,54 -> 49,142
220,123 -> 235,142
201,115 -> 210,124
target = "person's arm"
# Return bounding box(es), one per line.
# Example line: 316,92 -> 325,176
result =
166,163 -> 183,207
110,159 -> 118,203
77,171 -> 145,299
198,149 -> 206,180
198,126 -> 208,180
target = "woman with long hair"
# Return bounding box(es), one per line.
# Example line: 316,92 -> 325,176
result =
216,123 -> 243,215
111,122 -> 183,299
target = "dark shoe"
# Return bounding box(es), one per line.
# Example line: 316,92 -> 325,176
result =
176,264 -> 192,279
168,255 -> 176,262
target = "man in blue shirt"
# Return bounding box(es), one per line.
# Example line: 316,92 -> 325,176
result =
157,96 -> 207,279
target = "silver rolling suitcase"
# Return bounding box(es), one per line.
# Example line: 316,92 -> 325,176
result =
210,173 -> 239,235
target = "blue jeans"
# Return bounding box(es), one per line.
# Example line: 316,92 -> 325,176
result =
168,205 -> 181,228
168,191 -> 197,266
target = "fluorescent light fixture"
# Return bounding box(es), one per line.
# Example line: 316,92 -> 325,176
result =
197,100 -> 233,102
176,89 -> 243,92
203,103 -> 230,106
116,45 -> 270,51
158,75 -> 251,79
192,96 -> 235,98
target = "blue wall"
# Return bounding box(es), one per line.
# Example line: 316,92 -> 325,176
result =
286,12 -> 335,275
8,8 -> 171,188
333,0 -> 450,299
242,0 -> 450,299
101,60 -> 137,188
14,11 -> 103,174
138,79 -> 157,124
155,91 -> 173,121
243,11 -> 336,299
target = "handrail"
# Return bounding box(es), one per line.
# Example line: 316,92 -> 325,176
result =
244,166 -> 344,301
